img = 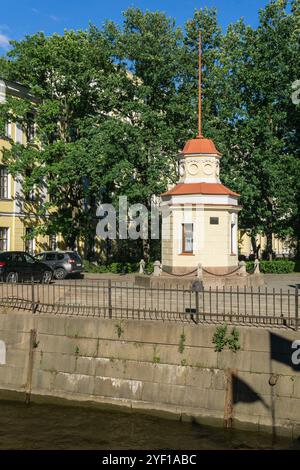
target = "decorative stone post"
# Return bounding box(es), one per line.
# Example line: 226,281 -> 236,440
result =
139,259 -> 146,274
153,260 -> 162,277
254,259 -> 260,274
238,261 -> 247,277
197,263 -> 203,281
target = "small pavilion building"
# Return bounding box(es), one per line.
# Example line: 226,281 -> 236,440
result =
160,136 -> 241,275
160,32 -> 241,276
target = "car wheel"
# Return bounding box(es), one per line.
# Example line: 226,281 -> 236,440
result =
54,268 -> 66,280
6,272 -> 18,284
41,270 -> 52,284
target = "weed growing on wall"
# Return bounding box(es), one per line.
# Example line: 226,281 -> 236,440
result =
178,331 -> 186,354
153,345 -> 160,364
213,324 -> 241,353
115,321 -> 124,339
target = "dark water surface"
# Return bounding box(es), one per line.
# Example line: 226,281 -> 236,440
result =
0,400 -> 299,450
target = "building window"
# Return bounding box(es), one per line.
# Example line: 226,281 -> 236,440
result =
0,228 -> 9,251
15,122 -> 23,144
230,215 -> 237,255
25,227 -> 35,255
49,234 -> 57,251
210,217 -> 219,225
182,223 -> 193,254
0,166 -> 8,199
5,122 -> 12,139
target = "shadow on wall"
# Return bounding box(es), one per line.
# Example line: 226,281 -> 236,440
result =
269,332 -> 300,372
232,374 -> 270,409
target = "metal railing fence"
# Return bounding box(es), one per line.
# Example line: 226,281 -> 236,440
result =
0,279 -> 298,330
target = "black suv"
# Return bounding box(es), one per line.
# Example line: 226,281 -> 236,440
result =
35,251 -> 83,280
0,251 -> 53,283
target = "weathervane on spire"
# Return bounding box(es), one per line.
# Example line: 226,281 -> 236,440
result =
197,30 -> 203,139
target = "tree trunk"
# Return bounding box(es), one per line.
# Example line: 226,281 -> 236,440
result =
142,238 -> 151,263
266,232 -> 273,261
251,234 -> 258,259
66,234 -> 77,251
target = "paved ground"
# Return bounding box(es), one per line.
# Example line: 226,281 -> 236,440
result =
262,274 -> 300,291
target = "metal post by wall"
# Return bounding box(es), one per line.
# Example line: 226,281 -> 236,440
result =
108,280 -> 112,319
295,287 -> 299,332
25,328 -> 37,405
31,276 -> 35,314
195,291 -> 200,324
224,368 -> 236,428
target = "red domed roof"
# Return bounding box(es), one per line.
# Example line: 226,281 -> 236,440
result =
162,183 -> 239,198
182,137 -> 221,156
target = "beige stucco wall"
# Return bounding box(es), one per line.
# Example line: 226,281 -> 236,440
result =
178,154 -> 221,184
239,232 -> 293,258
162,205 -> 239,272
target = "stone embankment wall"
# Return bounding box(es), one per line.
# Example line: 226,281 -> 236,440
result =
0,307 -> 299,437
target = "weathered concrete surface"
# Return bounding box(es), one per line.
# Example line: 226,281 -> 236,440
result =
0,306 -> 299,438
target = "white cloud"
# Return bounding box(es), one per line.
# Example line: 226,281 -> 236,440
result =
49,15 -> 60,22
0,33 -> 10,49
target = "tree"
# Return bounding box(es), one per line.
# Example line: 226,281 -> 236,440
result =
1,2 -> 299,262
0,28 -> 127,251
212,0 -> 300,259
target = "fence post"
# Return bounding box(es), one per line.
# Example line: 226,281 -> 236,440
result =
108,280 -> 112,319
296,287 -> 299,332
31,276 -> 35,314
25,328 -> 37,405
195,290 -> 200,324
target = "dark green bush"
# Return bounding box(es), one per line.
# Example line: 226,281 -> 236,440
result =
294,259 -> 300,273
83,260 -> 139,274
246,259 -> 295,274
145,261 -> 154,274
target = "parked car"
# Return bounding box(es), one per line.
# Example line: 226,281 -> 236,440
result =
0,251 -> 53,283
35,251 -> 84,280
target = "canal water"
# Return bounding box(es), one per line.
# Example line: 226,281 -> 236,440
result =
0,400 -> 299,450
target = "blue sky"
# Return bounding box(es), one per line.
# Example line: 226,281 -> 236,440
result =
0,0 -> 270,53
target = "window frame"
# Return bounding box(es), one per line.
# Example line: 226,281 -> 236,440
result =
0,228 -> 9,252
0,166 -> 9,200
182,223 -> 194,255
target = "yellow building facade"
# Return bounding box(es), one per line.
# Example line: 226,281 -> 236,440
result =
0,79 -> 53,254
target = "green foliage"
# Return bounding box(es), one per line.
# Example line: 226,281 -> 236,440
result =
115,321 -> 124,339
246,259 -> 296,274
75,346 -> 80,356
83,259 -> 139,274
145,261 -> 154,274
181,359 -> 188,367
212,324 -> 241,353
226,327 -> 241,353
0,2 -> 299,260
294,259 -> 300,273
178,331 -> 186,354
212,324 -> 228,352
153,345 -> 160,363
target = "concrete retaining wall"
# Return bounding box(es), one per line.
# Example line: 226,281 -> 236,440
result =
0,306 -> 299,438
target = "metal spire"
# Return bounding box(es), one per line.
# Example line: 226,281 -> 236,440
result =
197,30 -> 203,139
